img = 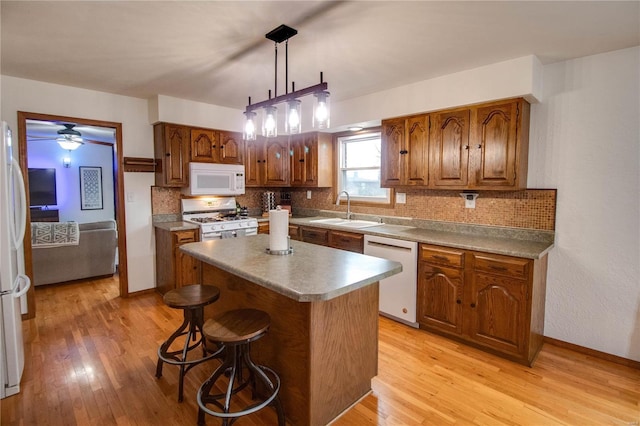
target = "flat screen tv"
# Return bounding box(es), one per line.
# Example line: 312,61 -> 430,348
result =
28,168 -> 57,207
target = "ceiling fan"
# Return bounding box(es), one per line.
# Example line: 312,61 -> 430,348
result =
27,122 -> 85,150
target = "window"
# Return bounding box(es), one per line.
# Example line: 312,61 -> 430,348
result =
337,131 -> 391,204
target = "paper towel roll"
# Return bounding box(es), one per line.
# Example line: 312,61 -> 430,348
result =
269,207 -> 289,252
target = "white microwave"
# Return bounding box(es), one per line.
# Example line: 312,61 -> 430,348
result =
183,163 -> 245,196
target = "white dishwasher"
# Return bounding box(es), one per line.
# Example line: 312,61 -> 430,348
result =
364,235 -> 418,328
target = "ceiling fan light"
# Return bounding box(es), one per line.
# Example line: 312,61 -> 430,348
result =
56,137 -> 83,151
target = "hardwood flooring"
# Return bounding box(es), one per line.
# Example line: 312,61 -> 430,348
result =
1,276 -> 638,425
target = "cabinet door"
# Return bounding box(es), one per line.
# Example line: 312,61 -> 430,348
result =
244,139 -> 262,187
405,115 -> 429,186
289,135 -> 306,186
381,118 -> 405,187
219,131 -> 244,164
173,230 -> 200,288
417,262 -> 464,335
264,138 -> 290,186
430,109 -> 470,188
467,271 -> 527,356
290,134 -> 318,187
190,128 -> 219,163
162,124 -> 190,187
470,101 -> 519,188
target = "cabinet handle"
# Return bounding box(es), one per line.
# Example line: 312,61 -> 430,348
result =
299,159 -> 304,163
220,145 -> 224,149
212,144 -> 217,148
464,145 -> 469,150
166,153 -> 171,157
470,303 -> 476,308
456,299 -> 461,304
477,144 -> 482,149
432,255 -> 449,262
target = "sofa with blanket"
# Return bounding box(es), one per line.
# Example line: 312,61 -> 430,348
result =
31,220 -> 117,286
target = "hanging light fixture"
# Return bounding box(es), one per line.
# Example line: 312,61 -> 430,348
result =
243,24 -> 329,140
56,124 -> 84,150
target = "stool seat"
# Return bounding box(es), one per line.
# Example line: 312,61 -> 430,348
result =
197,309 -> 285,426
156,284 -> 222,402
163,284 -> 220,309
203,308 -> 270,343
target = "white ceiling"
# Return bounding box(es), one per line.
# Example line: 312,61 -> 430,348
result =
2,1 -> 639,114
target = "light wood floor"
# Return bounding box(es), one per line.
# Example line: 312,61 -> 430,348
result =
1,276 -> 638,425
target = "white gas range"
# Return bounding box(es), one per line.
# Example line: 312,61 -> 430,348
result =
181,198 -> 258,241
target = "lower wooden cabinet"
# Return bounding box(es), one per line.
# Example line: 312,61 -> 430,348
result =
257,221 -> 269,234
300,226 -> 329,246
417,243 -> 547,366
155,228 -> 201,294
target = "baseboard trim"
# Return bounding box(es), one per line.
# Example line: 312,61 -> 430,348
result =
128,288 -> 157,297
544,336 -> 640,369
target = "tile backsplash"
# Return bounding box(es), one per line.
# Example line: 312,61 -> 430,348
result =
151,187 -> 556,231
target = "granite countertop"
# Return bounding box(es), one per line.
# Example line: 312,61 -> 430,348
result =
180,234 -> 402,302
153,221 -> 199,232
289,216 -> 554,259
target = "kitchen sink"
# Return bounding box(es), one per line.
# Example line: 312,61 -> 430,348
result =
309,218 -> 383,229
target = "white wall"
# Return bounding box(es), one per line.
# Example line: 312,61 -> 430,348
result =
1,76 -> 155,293
528,46 -> 640,361
27,140 -> 115,223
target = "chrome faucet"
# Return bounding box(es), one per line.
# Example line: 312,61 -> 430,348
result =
336,190 -> 352,220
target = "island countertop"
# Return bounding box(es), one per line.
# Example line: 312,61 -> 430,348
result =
180,234 -> 402,302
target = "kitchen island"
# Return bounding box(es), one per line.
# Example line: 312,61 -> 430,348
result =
180,235 -> 402,426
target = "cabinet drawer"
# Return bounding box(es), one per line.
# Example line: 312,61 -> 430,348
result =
419,245 -> 464,268
289,225 -> 301,241
301,227 -> 329,246
472,253 -> 530,279
173,230 -> 197,245
329,230 -> 364,253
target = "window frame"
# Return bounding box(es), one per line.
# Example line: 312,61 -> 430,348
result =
334,127 -> 394,208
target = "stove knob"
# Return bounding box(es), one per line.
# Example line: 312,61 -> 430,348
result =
220,224 -> 225,230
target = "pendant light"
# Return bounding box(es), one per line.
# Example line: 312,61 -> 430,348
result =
243,25 -> 330,139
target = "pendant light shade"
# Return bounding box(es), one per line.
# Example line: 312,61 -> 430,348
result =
56,136 -> 83,151
262,106 -> 278,138
313,91 -> 330,129
243,110 -> 257,141
285,99 -> 302,135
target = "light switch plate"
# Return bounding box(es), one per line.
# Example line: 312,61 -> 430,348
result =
306,190 -> 312,199
396,192 -> 406,204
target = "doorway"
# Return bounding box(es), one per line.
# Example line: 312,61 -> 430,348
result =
17,112 -> 129,319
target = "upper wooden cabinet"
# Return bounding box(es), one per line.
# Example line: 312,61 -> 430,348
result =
289,132 -> 333,187
190,128 -> 244,164
245,136 -> 290,187
381,98 -> 530,190
430,98 -> 530,190
154,123 -> 190,187
381,114 -> 429,187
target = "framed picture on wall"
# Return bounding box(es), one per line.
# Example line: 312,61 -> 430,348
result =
79,166 -> 103,210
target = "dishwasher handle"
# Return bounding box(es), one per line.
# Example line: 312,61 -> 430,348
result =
365,240 -> 413,252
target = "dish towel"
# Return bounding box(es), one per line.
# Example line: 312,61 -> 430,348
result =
31,222 -> 80,248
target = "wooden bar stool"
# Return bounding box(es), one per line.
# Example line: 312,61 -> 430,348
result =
197,309 -> 285,426
156,284 -> 223,402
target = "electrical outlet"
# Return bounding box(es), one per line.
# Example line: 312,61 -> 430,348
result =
306,190 -> 312,199
396,192 -> 406,204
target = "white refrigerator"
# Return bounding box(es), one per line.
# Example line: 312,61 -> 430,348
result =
0,120 -> 31,398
